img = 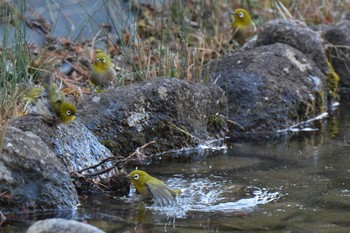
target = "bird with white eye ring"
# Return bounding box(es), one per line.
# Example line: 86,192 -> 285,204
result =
24,75 -> 77,125
230,8 -> 256,45
128,170 -> 181,206
89,50 -> 117,88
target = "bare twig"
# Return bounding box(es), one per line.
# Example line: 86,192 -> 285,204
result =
90,29 -> 102,58
0,191 -> 7,197
168,122 -> 201,141
73,156 -> 115,174
218,114 -> 245,131
79,166 -> 116,177
124,140 -> 156,160
70,140 -> 156,178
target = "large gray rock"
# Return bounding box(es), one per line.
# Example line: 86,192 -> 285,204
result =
78,77 -> 228,156
321,20 -> 350,90
26,218 -> 105,233
256,19 -> 328,74
0,127 -> 79,213
10,116 -> 113,176
210,43 -> 326,136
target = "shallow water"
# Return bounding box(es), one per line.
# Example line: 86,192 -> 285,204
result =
2,99 -> 350,233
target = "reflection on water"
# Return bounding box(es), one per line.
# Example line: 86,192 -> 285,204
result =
2,100 -> 350,232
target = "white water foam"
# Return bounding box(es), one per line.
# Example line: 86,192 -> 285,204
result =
146,178 -> 282,219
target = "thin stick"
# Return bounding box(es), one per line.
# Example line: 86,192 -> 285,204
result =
167,122 -> 201,141
70,141 -> 156,177
90,29 -> 102,58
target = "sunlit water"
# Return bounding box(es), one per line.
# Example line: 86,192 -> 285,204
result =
2,99 -> 350,232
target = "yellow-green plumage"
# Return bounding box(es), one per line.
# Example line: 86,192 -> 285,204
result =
89,50 -> 116,87
231,8 -> 256,45
129,170 -> 181,206
24,76 -> 76,124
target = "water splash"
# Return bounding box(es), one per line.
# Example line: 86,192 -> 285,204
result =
155,138 -> 227,160
197,138 -> 227,151
145,177 -> 282,219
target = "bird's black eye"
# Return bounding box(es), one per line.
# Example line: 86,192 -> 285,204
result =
66,110 -> 71,116
133,174 -> 139,180
238,12 -> 244,18
101,57 -> 106,63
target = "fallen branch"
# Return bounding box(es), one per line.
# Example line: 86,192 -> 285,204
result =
68,141 -> 156,195
69,140 -> 156,178
167,122 -> 201,142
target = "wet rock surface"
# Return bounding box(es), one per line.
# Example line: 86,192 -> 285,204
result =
210,43 -> 326,136
321,20 -> 350,91
10,116 -> 113,176
26,218 -> 105,233
78,77 -> 228,156
256,19 -> 328,74
0,127 -> 79,213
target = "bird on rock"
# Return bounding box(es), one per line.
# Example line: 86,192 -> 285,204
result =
231,8 -> 257,45
89,50 -> 117,88
24,75 -> 77,124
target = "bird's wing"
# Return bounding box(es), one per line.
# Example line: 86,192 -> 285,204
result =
24,86 -> 46,103
146,180 -> 177,207
50,84 -> 65,103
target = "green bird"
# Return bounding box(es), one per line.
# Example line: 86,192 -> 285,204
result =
231,8 -> 256,45
24,76 -> 76,124
129,170 -> 181,206
89,50 -> 116,87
